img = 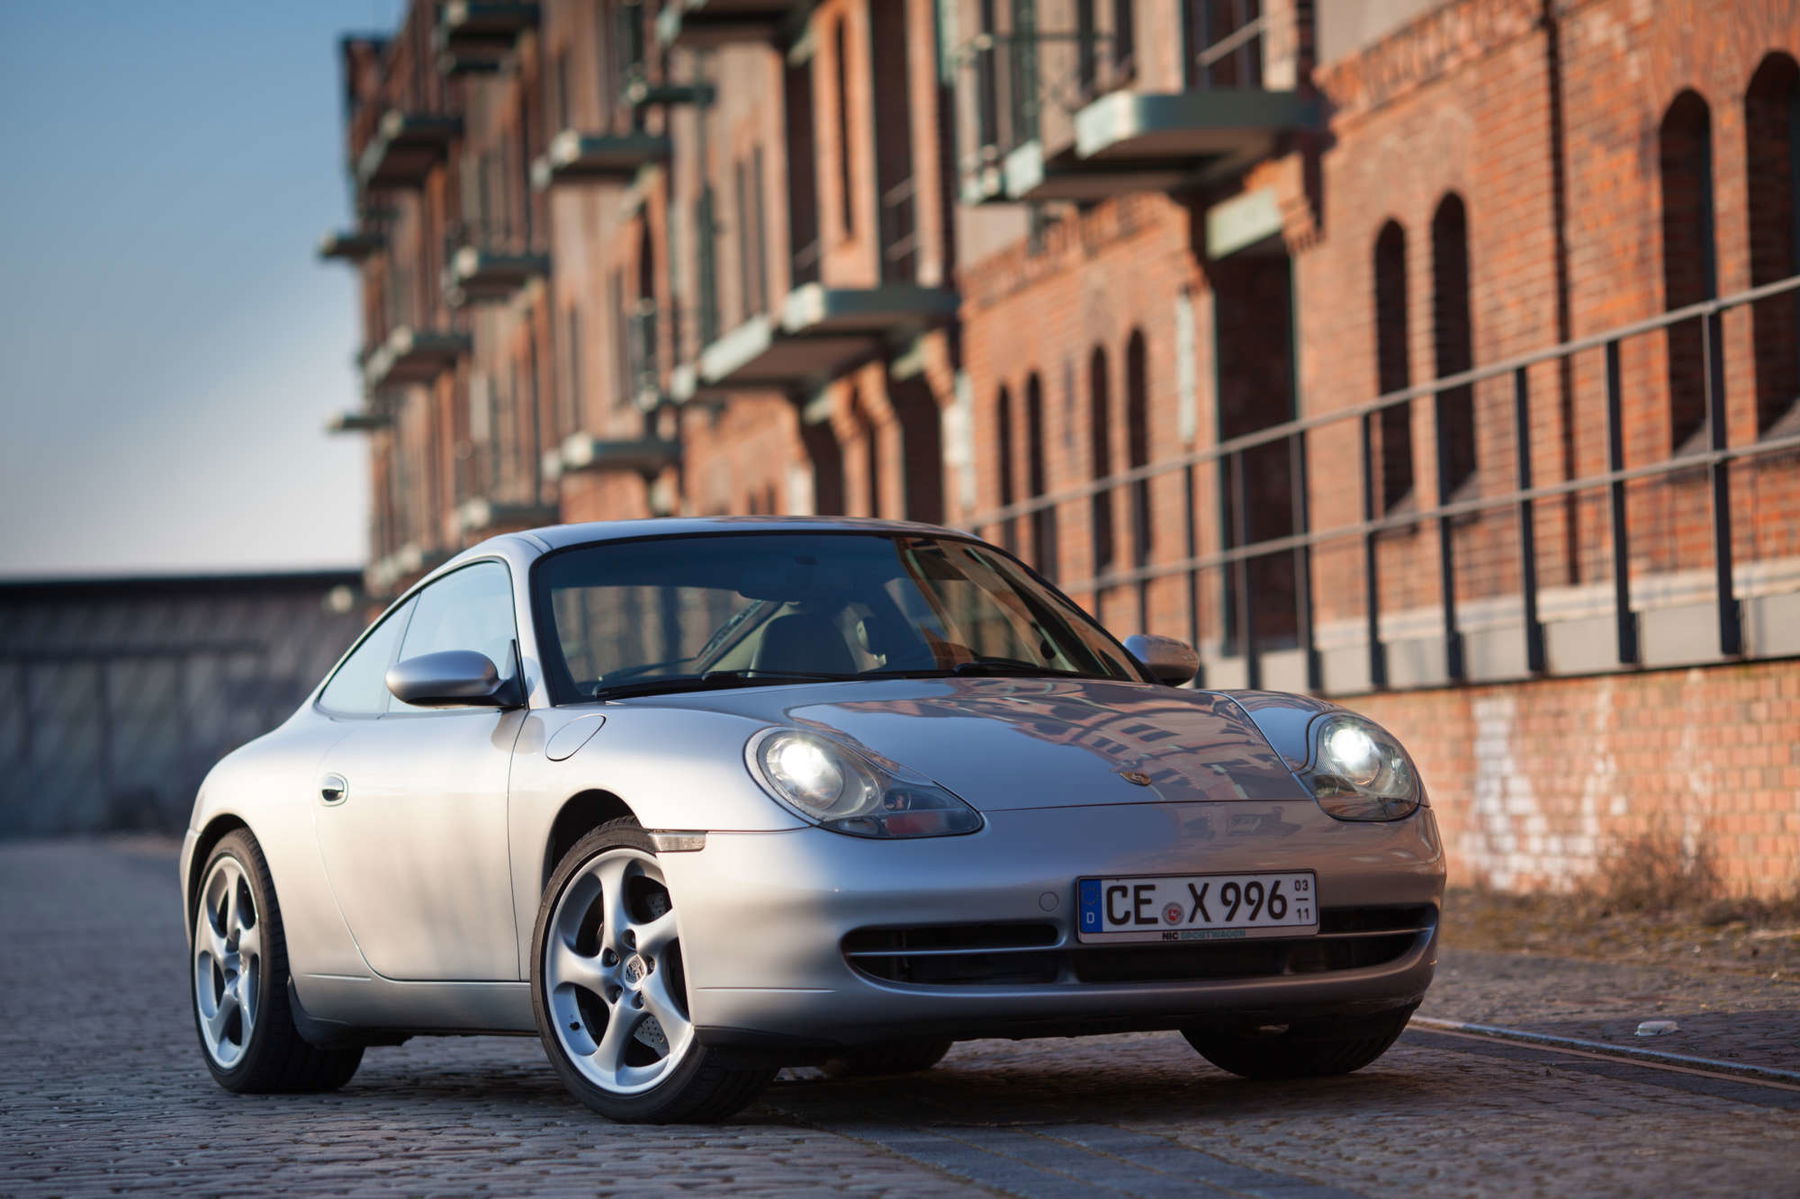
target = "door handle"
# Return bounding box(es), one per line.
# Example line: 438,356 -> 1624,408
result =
320,774 -> 348,805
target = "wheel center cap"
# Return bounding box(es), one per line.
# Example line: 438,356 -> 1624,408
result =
623,954 -> 649,986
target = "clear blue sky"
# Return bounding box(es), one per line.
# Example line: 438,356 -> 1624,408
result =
0,1 -> 407,578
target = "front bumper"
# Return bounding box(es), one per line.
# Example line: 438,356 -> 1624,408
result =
659,800 -> 1445,1050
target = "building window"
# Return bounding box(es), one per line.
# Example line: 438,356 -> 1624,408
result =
1076,0 -> 1099,98
1659,90 -> 1718,454
995,384 -> 1016,551
1125,330 -> 1151,567
1185,0 -> 1262,90
1089,347 -> 1115,573
553,47 -> 572,131
1113,0 -> 1136,78
1430,194 -> 1476,499
1025,372 -> 1057,579
785,57 -> 822,288
1373,220 -> 1415,510
871,0 -> 916,283
833,16 -> 856,241
734,158 -> 754,324
1745,53 -> 1800,435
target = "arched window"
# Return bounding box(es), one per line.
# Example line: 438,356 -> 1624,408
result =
1373,220 -> 1415,510
1088,347 -> 1115,573
1745,54 -> 1800,435
1025,372 -> 1057,579
1431,194 -> 1476,498
1125,330 -> 1151,567
995,384 -> 1016,551
1659,90 -> 1718,453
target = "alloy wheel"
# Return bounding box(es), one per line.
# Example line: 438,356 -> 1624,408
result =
544,847 -> 692,1095
194,855 -> 260,1068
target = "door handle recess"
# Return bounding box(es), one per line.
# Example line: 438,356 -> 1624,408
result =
320,774 -> 348,805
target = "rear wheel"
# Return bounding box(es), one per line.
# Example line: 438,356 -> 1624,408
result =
821,1039 -> 954,1079
191,830 -> 363,1093
532,820 -> 775,1123
1181,1004 -> 1416,1080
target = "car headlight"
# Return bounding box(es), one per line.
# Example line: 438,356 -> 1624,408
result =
747,728 -> 983,839
1298,712 -> 1423,822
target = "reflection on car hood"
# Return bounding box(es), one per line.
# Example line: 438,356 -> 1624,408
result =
630,675 -> 1307,809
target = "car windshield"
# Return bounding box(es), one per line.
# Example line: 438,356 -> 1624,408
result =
532,531 -> 1144,702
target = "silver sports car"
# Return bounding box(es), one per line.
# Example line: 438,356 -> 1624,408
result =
183,518 -> 1444,1122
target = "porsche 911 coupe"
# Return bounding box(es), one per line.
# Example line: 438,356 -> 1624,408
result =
183,518 -> 1444,1122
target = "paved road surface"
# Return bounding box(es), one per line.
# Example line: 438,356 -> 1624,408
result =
3,840 -> 1796,1197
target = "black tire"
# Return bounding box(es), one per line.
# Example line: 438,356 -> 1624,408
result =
1181,1004 -> 1417,1081
821,1039 -> 954,1079
531,819 -> 775,1123
191,829 -> 363,1093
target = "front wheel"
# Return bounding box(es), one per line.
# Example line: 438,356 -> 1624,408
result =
191,829 -> 363,1092
531,820 -> 775,1123
1181,1004 -> 1417,1080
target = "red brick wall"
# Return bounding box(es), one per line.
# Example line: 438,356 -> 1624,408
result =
1349,661 -> 1800,899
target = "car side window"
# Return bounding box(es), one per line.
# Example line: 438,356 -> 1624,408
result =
391,560 -> 518,712
316,597 -> 415,717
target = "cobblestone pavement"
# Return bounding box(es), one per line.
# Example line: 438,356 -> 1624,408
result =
3,840 -> 1798,1198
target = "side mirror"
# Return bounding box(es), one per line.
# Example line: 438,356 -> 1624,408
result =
1123,634 -> 1200,687
386,650 -> 520,708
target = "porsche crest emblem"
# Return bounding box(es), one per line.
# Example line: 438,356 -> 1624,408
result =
1119,770 -> 1153,787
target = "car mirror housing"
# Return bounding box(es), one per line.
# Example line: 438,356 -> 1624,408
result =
385,650 -> 519,708
1122,634 -> 1200,687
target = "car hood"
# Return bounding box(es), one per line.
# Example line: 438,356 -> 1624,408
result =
627,675 -> 1309,809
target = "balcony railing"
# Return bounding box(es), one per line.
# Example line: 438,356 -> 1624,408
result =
355,110 -> 462,193
442,221 -> 548,306
954,30 -> 1115,201
965,273 -> 1800,694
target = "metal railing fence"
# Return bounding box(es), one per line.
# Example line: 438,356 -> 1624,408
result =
966,271 -> 1800,692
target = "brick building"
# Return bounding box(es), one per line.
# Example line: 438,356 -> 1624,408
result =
321,0 -> 1800,896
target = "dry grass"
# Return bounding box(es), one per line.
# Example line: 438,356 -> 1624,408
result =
1441,832 -> 1800,978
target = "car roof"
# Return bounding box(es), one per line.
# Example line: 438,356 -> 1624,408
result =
475,515 -> 971,557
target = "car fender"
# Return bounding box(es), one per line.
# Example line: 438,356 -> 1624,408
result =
506,703 -> 807,975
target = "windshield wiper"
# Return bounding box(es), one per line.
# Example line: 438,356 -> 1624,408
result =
592,668 -> 859,701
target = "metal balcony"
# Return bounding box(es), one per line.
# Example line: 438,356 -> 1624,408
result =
531,129 -> 670,189
355,111 -> 461,192
546,435 -> 681,481
434,2 -> 537,74
317,228 -> 385,263
443,227 -> 549,307
437,2 -> 537,49
456,498 -> 561,537
363,326 -> 470,390
655,0 -> 795,49
698,283 -> 958,392
326,409 -> 392,434
954,25 -> 1313,205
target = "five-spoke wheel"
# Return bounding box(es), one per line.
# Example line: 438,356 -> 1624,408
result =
189,830 -> 363,1093
531,820 -> 775,1123
544,846 -> 692,1095
194,854 -> 261,1068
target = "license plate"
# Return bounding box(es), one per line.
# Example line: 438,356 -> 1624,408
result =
1076,871 -> 1318,943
